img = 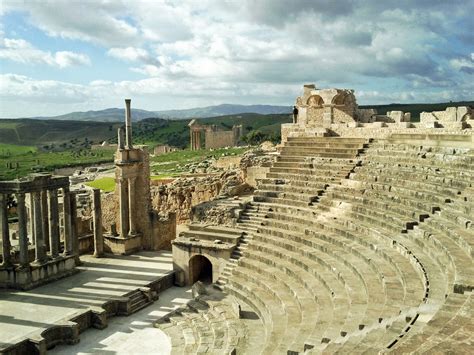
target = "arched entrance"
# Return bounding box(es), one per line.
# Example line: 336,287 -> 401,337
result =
189,255 -> 213,284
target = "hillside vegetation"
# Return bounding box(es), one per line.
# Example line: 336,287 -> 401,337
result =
129,113 -> 292,148
0,119 -> 121,147
0,143 -> 114,180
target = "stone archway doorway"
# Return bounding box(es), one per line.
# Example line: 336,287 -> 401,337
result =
189,255 -> 213,284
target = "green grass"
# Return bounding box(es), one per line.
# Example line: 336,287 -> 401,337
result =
151,147 -> 248,176
0,143 -> 37,158
85,177 -> 116,192
0,145 -> 115,181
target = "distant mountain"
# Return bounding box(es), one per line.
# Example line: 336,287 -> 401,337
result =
29,108 -> 157,122
3,104 -> 292,122
155,104 -> 291,119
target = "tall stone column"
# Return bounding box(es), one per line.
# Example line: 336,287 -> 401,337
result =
128,177 -> 137,235
70,191 -> 79,259
41,189 -> 50,251
125,99 -> 133,149
119,178 -> 129,238
27,194 -> 33,241
92,189 -> 104,257
62,187 -> 73,255
0,194 -> 12,268
190,130 -> 194,150
48,189 -> 60,258
32,191 -> 46,264
17,193 -> 29,268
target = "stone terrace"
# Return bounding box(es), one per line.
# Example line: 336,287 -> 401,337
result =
162,135 -> 473,354
0,251 -> 176,354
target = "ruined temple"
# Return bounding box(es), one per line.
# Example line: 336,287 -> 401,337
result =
189,119 -> 242,150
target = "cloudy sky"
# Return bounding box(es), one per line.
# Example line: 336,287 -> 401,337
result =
0,0 -> 473,117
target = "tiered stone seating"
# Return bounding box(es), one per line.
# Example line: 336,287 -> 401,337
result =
156,297 -> 247,354
166,136 -> 473,353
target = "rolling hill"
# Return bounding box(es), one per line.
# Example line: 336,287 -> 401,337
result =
3,104 -> 292,122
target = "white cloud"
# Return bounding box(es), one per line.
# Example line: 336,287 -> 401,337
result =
450,54 -> 474,74
1,0 -> 473,116
0,37 -> 90,68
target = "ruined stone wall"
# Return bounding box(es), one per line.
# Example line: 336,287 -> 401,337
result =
306,107 -> 324,126
205,130 -> 235,149
150,170 -> 245,224
101,192 -> 117,232
420,106 -> 471,125
333,106 -> 355,124
151,212 -> 176,250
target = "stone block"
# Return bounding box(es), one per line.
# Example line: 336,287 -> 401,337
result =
457,106 -> 471,121
445,107 -> 457,121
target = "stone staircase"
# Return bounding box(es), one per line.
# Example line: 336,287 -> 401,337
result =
164,136 -> 473,354
125,288 -> 153,314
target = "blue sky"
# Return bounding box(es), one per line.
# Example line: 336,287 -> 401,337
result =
0,0 -> 473,117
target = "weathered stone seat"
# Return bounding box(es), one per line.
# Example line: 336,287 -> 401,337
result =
157,298 -> 245,355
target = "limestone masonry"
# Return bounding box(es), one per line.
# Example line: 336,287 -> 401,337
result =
1,88 -> 473,354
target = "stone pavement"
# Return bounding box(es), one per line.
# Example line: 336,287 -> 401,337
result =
50,286 -> 192,355
0,251 -> 175,352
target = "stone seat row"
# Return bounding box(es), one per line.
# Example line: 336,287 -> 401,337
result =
157,298 -> 245,354
234,203 -> 425,352
195,138 -> 473,353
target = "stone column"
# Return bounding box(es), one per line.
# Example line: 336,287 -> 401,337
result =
48,189 -> 60,258
195,131 -> 198,150
32,191 -> 46,263
17,193 -> 29,268
119,178 -> 129,237
62,187 -> 73,255
92,189 -> 104,257
190,130 -> 194,150
128,177 -> 137,235
70,191 -> 79,259
125,99 -> 133,149
27,194 -> 33,241
41,189 -> 50,251
0,194 -> 12,268
118,127 -> 125,150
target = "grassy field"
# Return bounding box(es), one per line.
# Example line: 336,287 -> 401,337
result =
85,177 -> 116,192
0,143 -> 115,181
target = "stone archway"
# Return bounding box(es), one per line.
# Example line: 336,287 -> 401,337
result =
189,254 -> 213,284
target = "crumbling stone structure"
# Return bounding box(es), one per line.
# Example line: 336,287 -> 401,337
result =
283,84 -> 473,141
0,174 -> 79,289
153,144 -> 178,155
103,99 -> 177,254
189,119 -> 242,150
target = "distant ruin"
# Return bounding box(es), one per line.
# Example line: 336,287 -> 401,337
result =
283,83 -> 472,141
189,119 -> 242,150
